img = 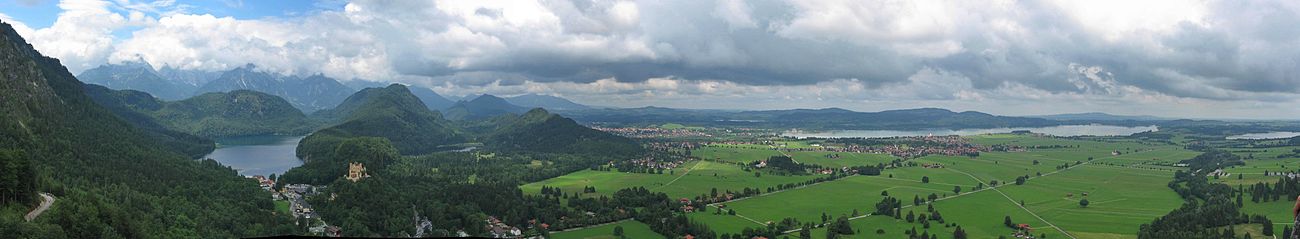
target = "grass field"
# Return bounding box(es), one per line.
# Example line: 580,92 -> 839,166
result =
530,133 -> 1230,239
716,175 -> 956,225
552,220 -> 665,239
997,165 -> 1182,237
520,160 -> 822,199
274,200 -> 291,215
693,146 -> 782,163
783,150 -> 897,168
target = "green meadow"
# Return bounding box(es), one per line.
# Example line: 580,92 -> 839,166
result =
525,133 -> 1296,239
552,220 -> 665,239
520,160 -> 821,199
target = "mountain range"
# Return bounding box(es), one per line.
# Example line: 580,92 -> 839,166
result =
75,60 -> 1185,131
80,62 -> 356,112
76,60 -> 197,100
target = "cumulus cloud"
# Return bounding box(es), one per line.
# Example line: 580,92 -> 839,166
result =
5,0 -> 1300,118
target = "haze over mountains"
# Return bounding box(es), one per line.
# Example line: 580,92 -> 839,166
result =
70,57 -> 1220,133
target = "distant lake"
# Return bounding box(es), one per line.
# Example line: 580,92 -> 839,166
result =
202,135 -> 304,177
1227,132 -> 1300,140
783,125 -> 1159,139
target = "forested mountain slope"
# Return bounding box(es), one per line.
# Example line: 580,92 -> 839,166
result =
0,21 -> 297,238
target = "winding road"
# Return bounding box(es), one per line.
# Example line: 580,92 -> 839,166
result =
24,193 -> 54,222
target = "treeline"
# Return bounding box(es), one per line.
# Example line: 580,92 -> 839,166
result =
1245,175 -> 1300,203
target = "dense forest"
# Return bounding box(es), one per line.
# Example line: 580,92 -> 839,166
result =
86,85 -> 316,137
485,108 -> 643,156
0,21 -> 297,238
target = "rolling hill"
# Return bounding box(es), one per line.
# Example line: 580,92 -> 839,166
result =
443,94 -> 530,120
86,85 -> 315,137
486,108 -> 641,156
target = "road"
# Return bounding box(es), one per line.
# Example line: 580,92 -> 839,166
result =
25,193 -> 54,222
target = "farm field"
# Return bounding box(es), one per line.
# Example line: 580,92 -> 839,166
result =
552,220 -> 665,239
997,165 -> 1183,237
527,133 -> 1300,239
782,150 -> 897,168
693,146 -> 782,163
520,160 -> 822,199
715,175 -> 956,225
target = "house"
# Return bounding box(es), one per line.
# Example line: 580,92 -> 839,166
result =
326,226 -> 341,237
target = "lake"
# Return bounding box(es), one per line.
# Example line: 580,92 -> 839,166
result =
201,135 -> 305,177
1226,132 -> 1300,140
782,125 -> 1158,139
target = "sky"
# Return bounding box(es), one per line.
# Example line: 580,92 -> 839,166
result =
1,0 -> 1299,119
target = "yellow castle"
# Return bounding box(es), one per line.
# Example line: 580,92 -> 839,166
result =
346,162 -> 369,182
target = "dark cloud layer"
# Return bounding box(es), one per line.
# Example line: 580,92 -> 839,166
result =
6,0 -> 1300,118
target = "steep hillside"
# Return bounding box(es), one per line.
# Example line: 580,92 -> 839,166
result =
83,84 -> 215,157
153,90 -> 315,137
0,21 -> 295,238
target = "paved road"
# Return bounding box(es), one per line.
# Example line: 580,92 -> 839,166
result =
24,193 -> 54,222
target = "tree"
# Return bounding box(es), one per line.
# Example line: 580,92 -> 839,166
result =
922,176 -> 930,183
953,225 -> 968,239
953,186 -> 961,194
1079,198 -> 1089,208
613,225 -> 625,238
830,216 -> 854,235
799,224 -> 812,239
1004,216 -> 1014,228
1262,219 -> 1274,236
0,149 -> 36,205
